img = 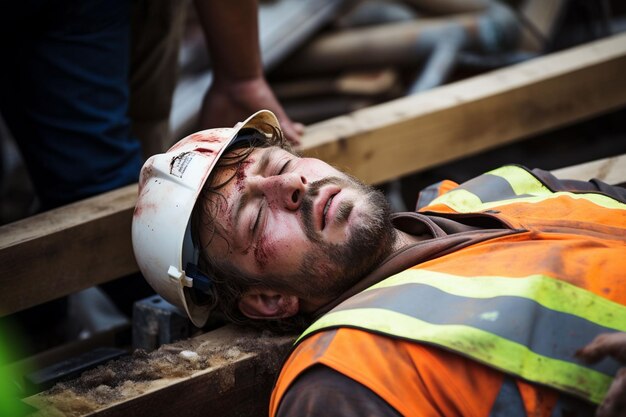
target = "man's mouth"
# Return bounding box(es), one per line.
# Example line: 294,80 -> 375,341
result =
316,188 -> 341,231
306,180 -> 345,232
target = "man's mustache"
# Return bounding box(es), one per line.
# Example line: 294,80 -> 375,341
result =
300,177 -> 349,241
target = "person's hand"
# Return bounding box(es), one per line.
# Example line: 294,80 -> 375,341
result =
576,333 -> 626,417
199,76 -> 304,146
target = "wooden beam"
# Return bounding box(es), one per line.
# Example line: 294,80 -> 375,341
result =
552,153 -> 626,185
2,33 -> 626,315
24,325 -> 295,417
0,184 -> 138,316
299,32 -> 626,184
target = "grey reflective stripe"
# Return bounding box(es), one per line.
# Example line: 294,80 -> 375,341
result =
299,271 -> 626,403
426,165 -> 626,212
334,283 -> 622,376
310,329 -> 337,361
457,173 -> 534,202
416,181 -> 445,210
489,378 -> 526,417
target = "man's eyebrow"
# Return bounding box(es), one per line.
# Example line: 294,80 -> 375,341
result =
256,147 -> 279,174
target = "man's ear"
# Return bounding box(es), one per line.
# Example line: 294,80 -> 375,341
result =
238,288 -> 299,320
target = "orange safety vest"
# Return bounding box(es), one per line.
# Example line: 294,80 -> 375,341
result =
270,166 -> 626,417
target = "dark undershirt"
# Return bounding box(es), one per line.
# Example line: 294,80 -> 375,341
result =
277,365 -> 402,417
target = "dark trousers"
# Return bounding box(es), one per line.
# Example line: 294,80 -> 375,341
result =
0,0 -> 143,210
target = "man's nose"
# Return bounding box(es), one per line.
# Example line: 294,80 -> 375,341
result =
255,173 -> 307,211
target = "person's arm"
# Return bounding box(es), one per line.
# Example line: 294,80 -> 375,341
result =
193,0 -> 303,144
577,333 -> 626,417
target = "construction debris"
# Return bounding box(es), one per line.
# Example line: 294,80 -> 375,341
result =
25,325 -> 295,417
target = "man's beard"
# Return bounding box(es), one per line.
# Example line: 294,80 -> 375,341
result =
289,175 -> 396,301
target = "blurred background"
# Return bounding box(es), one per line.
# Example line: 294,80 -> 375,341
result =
2,0 -> 626,222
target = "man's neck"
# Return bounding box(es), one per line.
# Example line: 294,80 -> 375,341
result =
392,229 -> 430,252
306,229 -> 430,318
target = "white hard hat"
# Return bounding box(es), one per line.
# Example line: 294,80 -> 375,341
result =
131,110 -> 281,327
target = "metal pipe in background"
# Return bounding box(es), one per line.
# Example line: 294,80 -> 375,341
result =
280,14 -> 478,75
272,69 -> 400,99
280,1 -> 521,76
408,1 -> 524,93
281,96 -> 376,125
401,0 -> 490,15
455,50 -> 538,70
388,1 -> 522,211
334,0 -> 417,29
408,25 -> 465,94
394,21 -> 467,211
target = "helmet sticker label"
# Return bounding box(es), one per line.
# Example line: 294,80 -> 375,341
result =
170,152 -> 194,178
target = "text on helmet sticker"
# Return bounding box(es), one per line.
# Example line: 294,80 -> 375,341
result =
170,152 -> 194,178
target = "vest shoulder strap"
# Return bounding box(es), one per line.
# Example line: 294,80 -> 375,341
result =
298,269 -> 626,404
423,165 -> 625,213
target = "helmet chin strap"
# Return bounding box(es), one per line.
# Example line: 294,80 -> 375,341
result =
181,217 -> 213,294
185,263 -> 213,293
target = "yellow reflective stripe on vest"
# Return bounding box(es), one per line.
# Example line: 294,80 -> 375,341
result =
428,165 -> 626,212
300,308 -> 613,404
367,269 -> 626,332
298,269 -> 626,404
432,186 -> 625,212
487,165 -> 553,196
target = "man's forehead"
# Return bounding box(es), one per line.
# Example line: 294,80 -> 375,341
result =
207,146 -> 286,210
256,146 -> 281,170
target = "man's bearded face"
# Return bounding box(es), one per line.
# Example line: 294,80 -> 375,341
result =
199,146 -> 395,305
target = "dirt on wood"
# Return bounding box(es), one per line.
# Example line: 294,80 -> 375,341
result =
28,329 -> 292,417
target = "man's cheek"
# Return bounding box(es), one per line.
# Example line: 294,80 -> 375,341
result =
252,235 -> 276,271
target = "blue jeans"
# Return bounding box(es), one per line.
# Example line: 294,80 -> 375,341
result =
0,0 -> 142,210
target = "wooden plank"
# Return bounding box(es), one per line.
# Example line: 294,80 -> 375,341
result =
552,153 -> 626,185
24,325 -> 295,417
2,33 -> 626,315
0,184 -> 138,316
299,32 -> 626,184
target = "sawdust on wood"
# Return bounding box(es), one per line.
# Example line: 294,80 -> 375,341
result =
28,329 -> 290,417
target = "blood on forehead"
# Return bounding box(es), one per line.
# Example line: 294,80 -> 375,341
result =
202,153 -> 257,232
235,159 -> 253,192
